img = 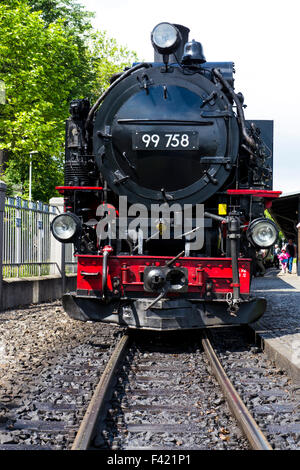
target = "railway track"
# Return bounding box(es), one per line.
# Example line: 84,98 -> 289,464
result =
72,330 -> 272,451
1,318 -> 297,451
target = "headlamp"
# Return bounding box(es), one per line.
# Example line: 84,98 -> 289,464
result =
51,212 -> 81,243
247,218 -> 278,248
151,22 -> 181,54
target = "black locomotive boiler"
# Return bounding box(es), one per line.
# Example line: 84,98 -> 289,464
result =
51,22 -> 280,330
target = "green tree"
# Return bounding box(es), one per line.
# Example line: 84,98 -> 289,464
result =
89,30 -> 138,97
28,0 -> 94,34
0,0 -> 137,202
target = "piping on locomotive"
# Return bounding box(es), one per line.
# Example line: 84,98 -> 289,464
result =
51,23 -> 281,330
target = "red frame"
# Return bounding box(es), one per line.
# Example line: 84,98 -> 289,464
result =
76,255 -> 251,296
226,189 -> 281,198
56,186 -> 103,194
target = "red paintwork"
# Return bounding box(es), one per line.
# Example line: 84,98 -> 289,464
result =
264,200 -> 273,209
56,186 -> 103,194
226,189 -> 281,198
97,202 -> 119,217
102,245 -> 114,254
76,255 -> 251,296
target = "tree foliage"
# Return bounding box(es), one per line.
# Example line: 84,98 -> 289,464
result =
27,0 -> 94,33
0,0 -> 137,202
89,31 -> 137,97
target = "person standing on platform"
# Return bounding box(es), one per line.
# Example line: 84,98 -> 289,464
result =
278,249 -> 289,274
285,239 -> 297,274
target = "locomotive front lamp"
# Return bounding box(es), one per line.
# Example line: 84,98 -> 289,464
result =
151,22 -> 181,55
247,218 -> 278,248
51,212 -> 81,243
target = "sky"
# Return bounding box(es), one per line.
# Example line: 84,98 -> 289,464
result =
80,0 -> 300,195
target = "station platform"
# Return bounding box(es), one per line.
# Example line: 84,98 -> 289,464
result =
250,268 -> 300,384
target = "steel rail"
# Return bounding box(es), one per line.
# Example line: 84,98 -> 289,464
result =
71,334 -> 130,450
201,331 -> 272,450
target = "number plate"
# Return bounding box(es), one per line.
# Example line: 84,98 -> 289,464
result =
132,131 -> 198,150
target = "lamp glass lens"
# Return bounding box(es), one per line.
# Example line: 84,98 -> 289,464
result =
152,23 -> 177,49
53,214 -> 77,240
252,222 -> 277,247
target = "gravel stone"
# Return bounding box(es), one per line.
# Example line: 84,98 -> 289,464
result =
0,300 -> 121,449
209,326 -> 299,450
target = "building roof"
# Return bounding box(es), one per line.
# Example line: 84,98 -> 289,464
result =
270,191 -> 300,240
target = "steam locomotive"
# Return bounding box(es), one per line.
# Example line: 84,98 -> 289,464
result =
51,23 -> 281,330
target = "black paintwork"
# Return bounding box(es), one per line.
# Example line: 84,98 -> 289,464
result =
93,65 -> 240,207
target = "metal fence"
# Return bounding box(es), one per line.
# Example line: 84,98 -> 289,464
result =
2,196 -> 77,278
64,242 -> 77,274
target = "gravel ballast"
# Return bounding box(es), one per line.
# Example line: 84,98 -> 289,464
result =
0,301 -> 121,449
